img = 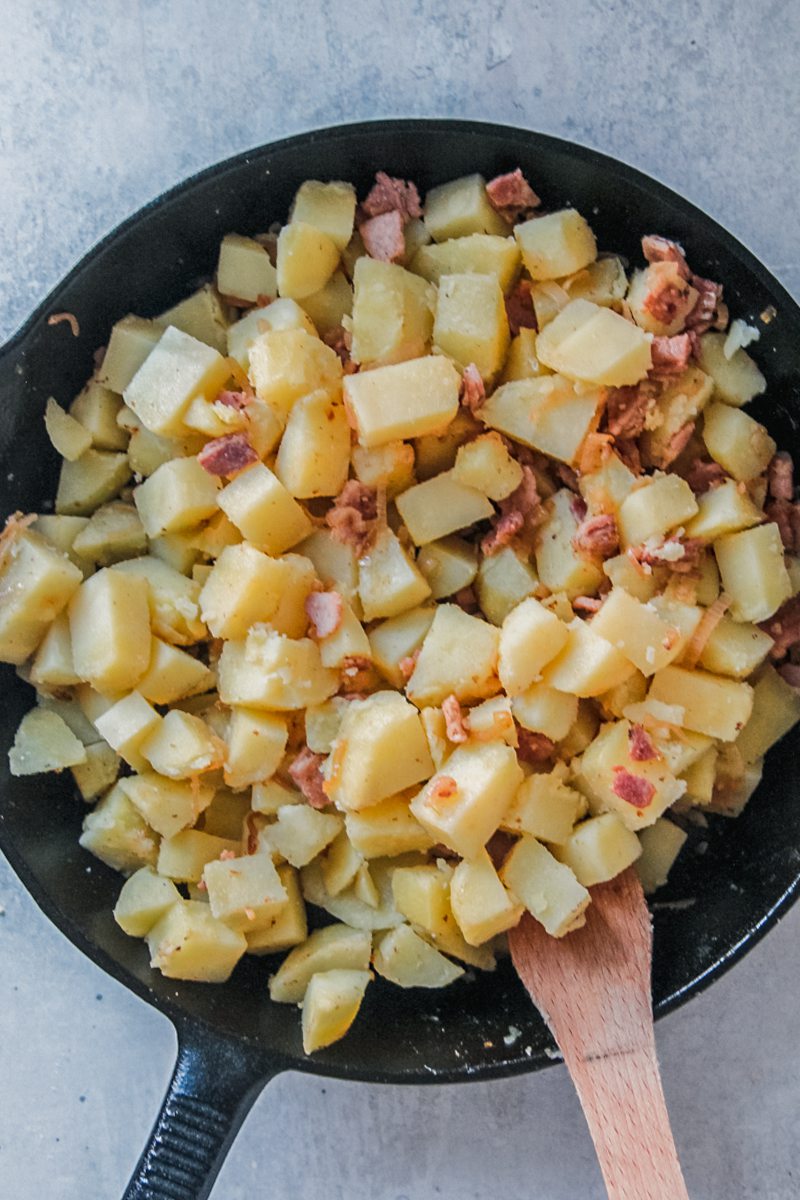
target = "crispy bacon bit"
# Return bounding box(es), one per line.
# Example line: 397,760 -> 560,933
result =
305,590 -> 344,639
516,729 -> 556,764
339,654 -> 374,696
611,767 -> 655,809
362,172 -> 422,222
481,511 -> 523,556
686,276 -> 724,335
641,235 -> 690,278
326,480 -> 379,556
660,420 -> 696,468
216,389 -> 253,410
778,663 -> 800,689
322,325 -> 357,372
359,210 -> 406,263
573,595 -> 603,614
766,498 -> 800,552
47,311 -> 80,337
481,465 -> 543,557
628,724 -> 658,762
569,494 -> 588,523
197,432 -> 258,477
768,452 -> 794,502
761,596 -> 800,660
453,585 -> 480,614
460,363 -> 486,414
683,458 -> 728,495
651,333 -> 693,375
289,747 -> 329,810
430,776 -> 458,802
573,513 -> 619,560
442,694 -> 469,744
398,650 -> 420,680
505,279 -> 537,335
605,382 -> 657,440
682,593 -> 731,668
485,168 -> 541,222
485,830 -> 516,870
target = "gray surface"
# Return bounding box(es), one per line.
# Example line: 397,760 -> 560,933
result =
1,1 -> 799,1197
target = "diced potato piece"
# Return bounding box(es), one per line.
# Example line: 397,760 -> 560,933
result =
321,831 -> 363,896
200,544 -> 316,640
414,409 -> 482,480
591,588 -> 691,676
352,441 -> 415,499
564,256 -> 628,306
498,596 -> 569,694
698,616 -> 773,679
55,449 -> 132,516
452,432 -> 523,501
411,233 -> 520,290
626,264 -> 699,337
268,805 -> 343,868
216,233 -> 277,304
300,856 -> 404,931
536,299 -> 652,387
32,513 -> 91,570
344,355 -> 460,448
326,691 -> 434,811
223,708 -> 287,788
639,366 -> 714,468
406,604 -> 499,706
197,789 -> 250,840
291,180 -> 356,250
684,478 -> 764,541
157,284 -> 230,353
714,523 -> 791,622
146,900 -> 246,983
512,682 -> 578,741
602,552 -> 660,602
466,695 -> 518,745
297,529 -> 359,612
305,698 -> 350,755
69,568 -> 150,693
368,605 -> 436,687
390,862 -> 452,930
245,864 -> 308,954
269,923 -> 372,1003
217,629 -> 338,710
70,502 -> 147,567
501,328 -> 549,383
227,299 -> 317,369
395,469 -> 494,546
500,835 -> 590,937
277,221 -> 340,300
119,772 -> 214,839
617,473 -> 698,548
97,315 -> 162,393
535,489 -> 605,599
218,463 -> 312,554
358,528 -> 432,622
141,709 -> 224,779
95,692 -> 162,772
450,850 -> 524,945
301,969 -> 371,1053
299,270 -> 353,337
707,745 -> 764,817
736,665 -> 800,763
29,611 -> 80,688
71,687 -> 120,735
203,852 -> 288,931
697,332 -> 766,407
317,599 -> 371,668
553,813 -> 641,886
599,671 -> 648,720
414,537 -> 476,602
124,326 -> 230,437
647,665 -> 753,741
635,819 -> 688,894
45,397 -> 92,461
476,546 -> 538,625
157,829 -> 240,882
247,328 -> 342,422
681,745 -> 718,806
373,925 -> 464,987
113,556 -> 206,645
409,741 -> 523,859
420,706 -> 450,768
702,401 -> 775,481
345,794 -> 432,858
424,173 -> 509,241
480,375 -> 603,464
350,257 -> 435,366
71,741 -> 121,801
514,209 -> 597,280
251,779 -> 304,815
275,390 -> 350,498
113,866 -> 181,937
133,457 -> 219,537
433,273 -> 510,379
501,770 -> 585,843
574,718 -> 685,831
7,708 -> 86,776
136,637 -> 213,705
126,426 -> 203,478
79,782 -> 160,873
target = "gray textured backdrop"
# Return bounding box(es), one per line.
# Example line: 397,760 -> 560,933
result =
1,2 -> 799,1197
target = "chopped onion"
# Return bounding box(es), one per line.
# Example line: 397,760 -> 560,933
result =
723,318 -> 760,360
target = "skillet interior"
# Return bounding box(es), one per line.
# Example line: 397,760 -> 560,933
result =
1,119 -> 800,1085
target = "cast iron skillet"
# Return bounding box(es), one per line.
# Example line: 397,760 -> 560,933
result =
1,119 -> 800,1200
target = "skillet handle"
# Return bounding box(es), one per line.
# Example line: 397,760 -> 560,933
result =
123,1021 -> 281,1200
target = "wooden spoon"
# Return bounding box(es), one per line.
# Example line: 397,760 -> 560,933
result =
508,867 -> 689,1200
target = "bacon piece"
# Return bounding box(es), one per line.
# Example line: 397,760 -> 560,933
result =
460,363 -> 486,414
766,499 -> 799,551
651,333 -> 693,375
47,311 -> 80,337
605,382 -> 657,440
216,389 -> 253,410
453,585 -> 480,614
322,325 -> 356,371
288,747 -> 329,809
481,510 -> 523,556
362,171 -> 422,222
485,169 -> 541,222
613,437 -> 642,475
326,480 -> 378,557
685,276 -> 724,334
505,279 -> 537,335
485,830 -> 516,870
611,767 -> 655,809
761,596 -> 800,660
197,432 -> 258,477
641,235 -> 690,279
441,694 -> 469,744
683,458 -> 728,495
572,513 -> 619,560
481,464 -> 543,556
628,724 -> 658,762
429,776 -> 458,803
398,651 -> 419,681
768,452 -> 794,502
569,494 -> 588,523
516,729 -> 556,764
305,590 -> 344,639
573,595 -> 602,614
359,210 -> 406,262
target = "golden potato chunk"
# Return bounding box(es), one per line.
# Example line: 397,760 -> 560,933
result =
301,969 -> 371,1053
536,299 -> 652,387
480,375 -> 602,464
424,173 -> 509,241
350,257 -> 435,367
433,273 -> 510,379
500,835 -> 590,937
514,209 -> 597,280
344,355 -> 460,447
406,603 -> 500,706
395,470 -> 494,546
647,665 -> 754,741
276,221 -> 340,300
69,568 -> 151,693
326,691 -> 434,811
218,463 -> 312,554
124,326 -> 230,437
714,523 -> 791,622
146,900 -> 246,983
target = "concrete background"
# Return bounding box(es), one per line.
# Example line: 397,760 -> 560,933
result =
1,1 -> 799,1196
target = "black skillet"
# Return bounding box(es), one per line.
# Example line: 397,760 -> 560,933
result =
1,120 -> 799,1200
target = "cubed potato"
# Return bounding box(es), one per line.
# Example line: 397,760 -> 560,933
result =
564,256 -> 628,306
498,597 -> 569,694
344,355 -> 460,447
476,546 -> 539,625
368,606 -> 436,688
276,221 -> 340,300
126,425 -> 203,478
95,692 -> 162,772
501,769 -> 585,844
387,860 -> 496,969
71,741 -> 121,801
536,299 -> 651,387
579,452 -> 638,517
305,698 -> 351,755
683,478 -> 764,541
735,665 -> 800,763
414,409 -> 482,480
267,805 -> 343,868
251,779 -> 304,815
466,695 -> 518,746
301,969 -> 371,1053
300,270 -> 353,337
157,283 -> 230,353
269,923 -> 372,1003
553,813 -> 642,886
221,707 -> 287,789
157,829 -> 240,882
647,665 -> 753,741
291,179 -> 356,250
501,329 -> 549,383
227,299 -> 317,369
433,273 -> 510,379
416,537 -> 478,601
124,326 -> 230,437
639,366 -> 714,468
617,473 -> 698,549
514,208 -> 597,280
216,233 -> 278,304
146,900 -> 247,983
535,489 -> 605,599
245,864 -> 308,955
358,528 -> 432,622
29,611 -> 80,688
373,925 -> 464,987
702,401 -> 775,481
681,745 -> 718,806
45,396 -> 92,461
602,552 -> 660,602
574,718 -> 685,830
345,794 -> 432,858
97,315 -> 162,393
626,263 -> 698,336
707,744 -> 764,817
79,782 -> 160,873
450,850 -> 524,945
480,375 -> 603,464
55,449 -> 132,516
591,588 -> 692,676
247,328 -> 342,422
217,629 -> 338,710
141,708 -> 225,778
136,637 -> 213,706
395,469 -> 494,546
218,463 -> 312,554
317,599 -> 371,668
198,789 -> 251,839
300,856 -> 404,931
599,670 -> 648,720
70,502 -> 147,567
133,457 -> 220,537
406,604 -> 499,706
452,432 -> 523,500
275,390 -> 350,498
297,529 -> 360,612
113,866 -> 181,937
697,616 -> 773,678
350,257 -> 435,366
500,835 -> 590,937
69,568 -> 150,693
352,441 -> 415,499
113,556 -> 206,645
714,523 -> 791,622
203,852 -> 288,931
512,682 -> 578,741
410,233 -> 520,291
325,691 -> 434,811
119,772 -> 214,839
201,544 -> 317,640
32,513 -> 91,570
424,174 -> 509,241
409,741 -> 523,859
321,831 -> 364,896
635,819 -> 688,894
697,331 -> 766,407
7,708 -> 86,776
